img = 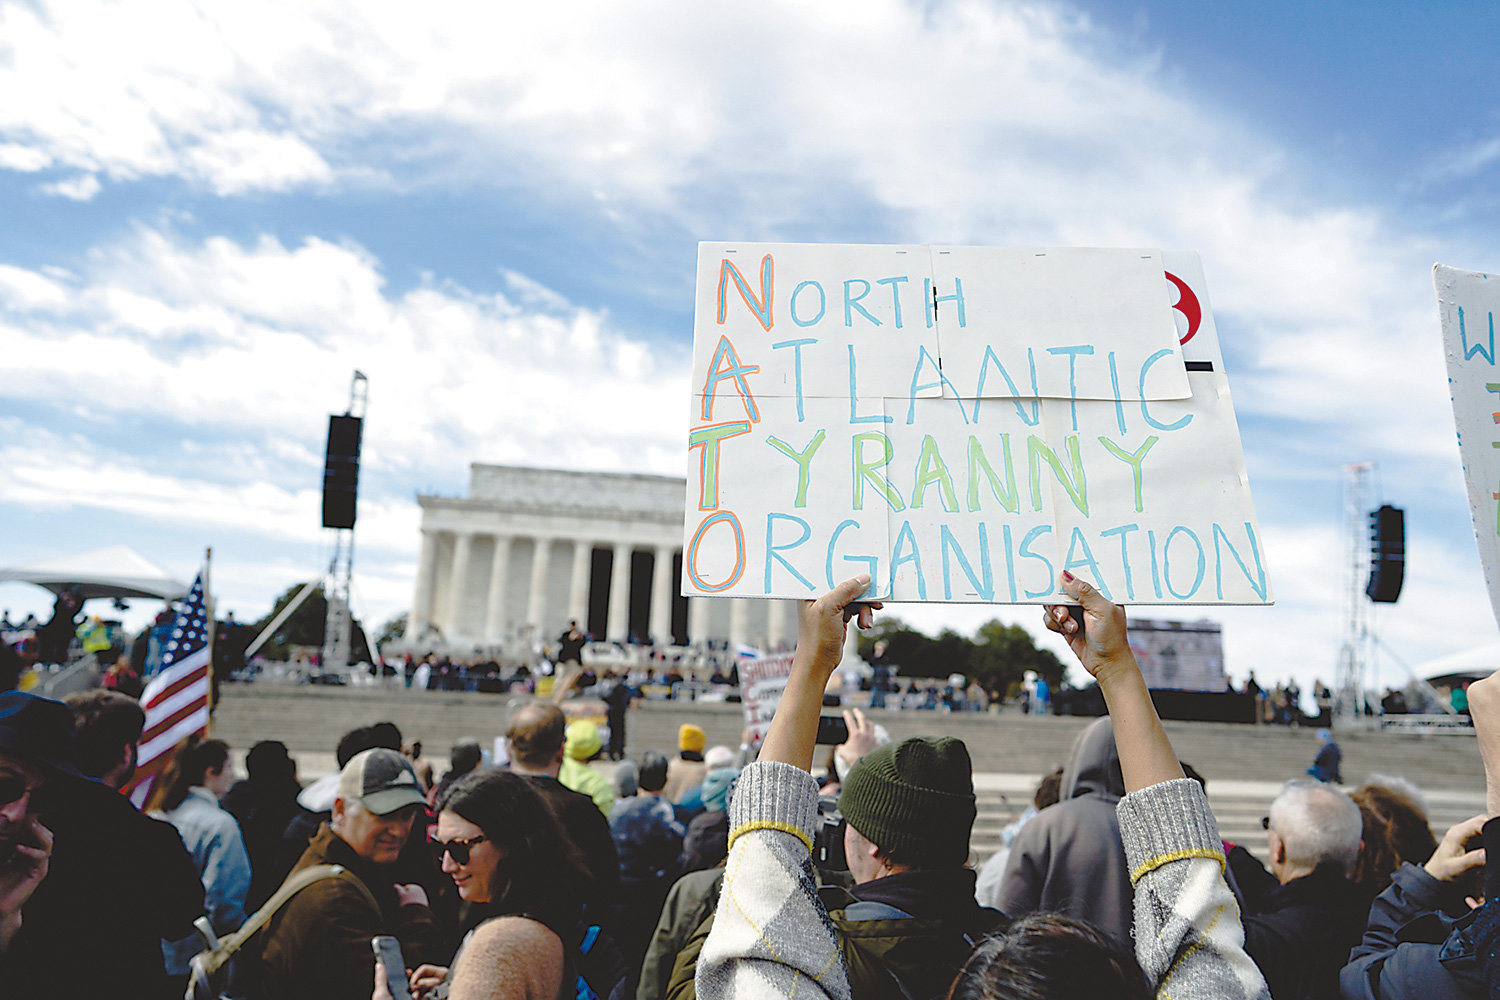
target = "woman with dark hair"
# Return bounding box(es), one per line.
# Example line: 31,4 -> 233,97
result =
376,768 -> 592,1000
948,913 -> 1151,1000
147,734 -> 251,983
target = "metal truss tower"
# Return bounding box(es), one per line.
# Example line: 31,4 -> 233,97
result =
323,372 -> 367,670
1336,462 -> 1374,729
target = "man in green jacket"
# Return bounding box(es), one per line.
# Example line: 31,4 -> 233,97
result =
258,748 -> 446,1000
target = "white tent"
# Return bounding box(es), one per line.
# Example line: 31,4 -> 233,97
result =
1415,642 -> 1500,685
0,546 -> 188,602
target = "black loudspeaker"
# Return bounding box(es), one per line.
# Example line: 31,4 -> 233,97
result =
322,415 -> 362,530
1365,504 -> 1404,603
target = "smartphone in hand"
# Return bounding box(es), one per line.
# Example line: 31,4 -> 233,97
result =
372,936 -> 413,1000
815,714 -> 850,745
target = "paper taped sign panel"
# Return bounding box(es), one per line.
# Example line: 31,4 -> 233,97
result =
684,242 -> 1270,606
1436,263 -> 1500,628
929,246 -> 1190,401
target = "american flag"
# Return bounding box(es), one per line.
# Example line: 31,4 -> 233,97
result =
129,572 -> 212,807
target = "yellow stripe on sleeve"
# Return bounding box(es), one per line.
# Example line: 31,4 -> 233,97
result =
1129,847 -> 1225,885
728,819 -> 814,854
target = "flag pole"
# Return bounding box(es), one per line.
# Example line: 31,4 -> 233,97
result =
204,546 -> 216,727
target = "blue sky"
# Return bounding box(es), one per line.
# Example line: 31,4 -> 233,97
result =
2,0 -> 1497,696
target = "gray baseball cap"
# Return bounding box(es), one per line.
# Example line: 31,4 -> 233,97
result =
337,748 -> 426,816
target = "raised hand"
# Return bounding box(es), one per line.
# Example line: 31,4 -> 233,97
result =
1424,814 -> 1487,882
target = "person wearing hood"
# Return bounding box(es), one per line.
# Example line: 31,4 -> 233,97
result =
997,715 -> 1134,945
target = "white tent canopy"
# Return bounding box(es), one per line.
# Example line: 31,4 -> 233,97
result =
1415,642 -> 1500,684
0,546 -> 188,602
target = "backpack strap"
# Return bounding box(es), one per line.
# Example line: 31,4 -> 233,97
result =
189,865 -> 380,987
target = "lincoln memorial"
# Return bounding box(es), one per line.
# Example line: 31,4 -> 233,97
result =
409,464 -> 793,654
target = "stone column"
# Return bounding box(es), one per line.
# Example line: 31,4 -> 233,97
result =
483,534 -> 513,642
607,544 -> 632,641
410,528 -> 439,636
526,537 -> 552,631
649,546 -> 674,646
445,530 -> 473,640
687,596 -> 709,649
567,540 -> 592,625
766,598 -> 788,653
728,598 -> 748,653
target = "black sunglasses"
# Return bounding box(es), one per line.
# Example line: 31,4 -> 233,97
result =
430,834 -> 487,865
0,773 -> 46,809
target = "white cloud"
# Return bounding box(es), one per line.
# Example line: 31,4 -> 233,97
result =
0,142 -> 50,171
0,224 -> 689,493
39,173 -> 100,200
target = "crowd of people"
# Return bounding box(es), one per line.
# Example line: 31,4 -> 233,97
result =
3,573 -> 1500,999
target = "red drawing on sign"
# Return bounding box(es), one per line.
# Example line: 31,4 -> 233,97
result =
1165,271 -> 1201,346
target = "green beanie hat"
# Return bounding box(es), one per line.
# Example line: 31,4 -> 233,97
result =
839,736 -> 976,867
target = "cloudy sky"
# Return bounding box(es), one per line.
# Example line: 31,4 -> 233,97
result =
2,0 -> 1497,696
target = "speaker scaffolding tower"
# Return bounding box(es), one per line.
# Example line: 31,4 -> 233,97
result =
323,371 -> 367,670
1336,462 -> 1374,730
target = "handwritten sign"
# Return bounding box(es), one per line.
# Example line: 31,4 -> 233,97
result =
739,652 -> 796,743
684,243 -> 1271,606
1436,263 -> 1500,627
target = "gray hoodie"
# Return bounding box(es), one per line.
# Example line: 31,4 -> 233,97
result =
996,716 -> 1133,944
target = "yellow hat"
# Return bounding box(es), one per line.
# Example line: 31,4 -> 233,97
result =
565,720 -> 603,761
678,723 -> 707,753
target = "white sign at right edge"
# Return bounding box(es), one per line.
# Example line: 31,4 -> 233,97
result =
1436,263 -> 1500,628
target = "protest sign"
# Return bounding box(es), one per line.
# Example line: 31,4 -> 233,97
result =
684,243 -> 1271,606
738,652 -> 796,743
1435,263 -> 1500,627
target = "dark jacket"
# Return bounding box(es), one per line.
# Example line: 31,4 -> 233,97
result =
4,776 -> 204,1000
525,773 -> 621,908
1339,861 -> 1482,1000
223,775 -> 304,910
1238,860 -> 1367,1000
610,794 -> 685,885
639,868 -> 724,1000
667,867 -> 1006,1000
828,868 -> 1009,1000
997,715 -> 1133,944
258,824 -> 445,1000
1339,814 -> 1500,1000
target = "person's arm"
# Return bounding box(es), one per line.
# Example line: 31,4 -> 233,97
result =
695,575 -> 876,1000
1043,572 -> 1179,791
1045,572 -> 1269,1000
1339,855 -> 1478,1000
759,575 -> 879,770
202,818 -> 252,934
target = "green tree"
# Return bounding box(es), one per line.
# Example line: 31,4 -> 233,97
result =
971,620 -> 1066,698
250,583 -> 371,665
858,619 -> 976,682
376,613 -> 407,648
857,615 -> 1065,697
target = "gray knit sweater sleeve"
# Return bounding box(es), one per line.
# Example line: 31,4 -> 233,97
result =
696,760 -> 852,1000
1117,777 -> 1271,1000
